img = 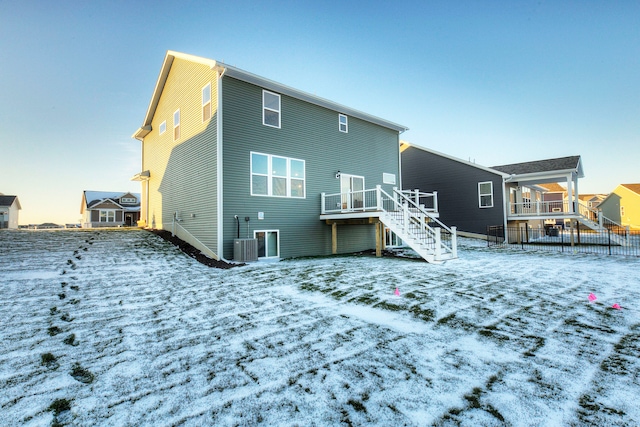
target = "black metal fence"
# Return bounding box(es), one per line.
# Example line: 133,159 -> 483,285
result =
487,225 -> 640,257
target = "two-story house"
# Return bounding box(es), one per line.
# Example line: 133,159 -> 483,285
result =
0,194 -> 21,229
80,191 -> 141,228
132,51 -> 456,263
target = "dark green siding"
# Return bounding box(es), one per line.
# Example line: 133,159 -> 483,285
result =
221,77 -> 400,259
402,146 -> 505,235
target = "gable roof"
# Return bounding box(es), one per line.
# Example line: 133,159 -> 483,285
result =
82,191 -> 140,210
133,51 -> 408,140
491,156 -> 583,177
400,141 -> 509,178
621,183 -> 640,195
0,195 -> 21,209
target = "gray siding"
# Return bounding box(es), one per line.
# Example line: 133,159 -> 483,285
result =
221,77 -> 400,259
401,146 -> 504,235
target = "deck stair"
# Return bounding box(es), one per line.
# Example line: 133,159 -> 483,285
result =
378,188 -> 457,264
576,201 -> 629,246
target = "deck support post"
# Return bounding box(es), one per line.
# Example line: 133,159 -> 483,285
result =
375,221 -> 383,257
331,222 -> 337,254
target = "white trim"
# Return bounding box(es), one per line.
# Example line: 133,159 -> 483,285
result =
478,181 -> 494,208
254,229 -> 280,259
262,90 -> 281,128
339,113 -> 348,133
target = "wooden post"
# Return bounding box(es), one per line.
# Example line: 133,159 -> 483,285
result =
375,221 -> 382,257
332,222 -> 337,254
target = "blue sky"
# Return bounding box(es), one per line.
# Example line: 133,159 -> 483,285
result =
1,0 -> 638,224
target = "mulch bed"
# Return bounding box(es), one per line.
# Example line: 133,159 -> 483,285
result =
149,229 -> 243,269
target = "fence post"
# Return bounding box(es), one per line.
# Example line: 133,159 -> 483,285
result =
433,191 -> 438,213
608,228 -> 611,256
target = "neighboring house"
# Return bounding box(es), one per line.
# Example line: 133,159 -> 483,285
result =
0,194 -> 21,229
598,184 -> 640,230
400,142 -> 508,238
401,149 -> 609,242
132,51 -> 456,263
80,191 -> 141,228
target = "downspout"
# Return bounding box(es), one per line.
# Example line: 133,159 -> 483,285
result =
216,66 -> 227,260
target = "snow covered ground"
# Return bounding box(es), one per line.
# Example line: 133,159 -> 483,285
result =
1,229 -> 639,426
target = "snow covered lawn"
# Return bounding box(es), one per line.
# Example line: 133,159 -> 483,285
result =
1,229 -> 639,426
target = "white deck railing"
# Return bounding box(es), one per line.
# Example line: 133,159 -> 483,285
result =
321,187 -> 438,215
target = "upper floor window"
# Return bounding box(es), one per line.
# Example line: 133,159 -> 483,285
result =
339,114 -> 348,133
251,152 -> 305,198
202,83 -> 211,122
263,90 -> 281,128
159,120 -> 166,135
478,181 -> 493,208
173,109 -> 180,141
121,197 -> 137,204
620,206 -> 625,217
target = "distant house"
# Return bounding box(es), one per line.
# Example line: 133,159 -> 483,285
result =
400,142 -> 507,238
131,51 -> 457,263
0,194 -> 21,229
401,148 -> 615,242
80,191 -> 141,228
598,184 -> 640,230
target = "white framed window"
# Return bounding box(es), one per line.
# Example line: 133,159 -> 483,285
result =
159,121 -> 166,135
254,230 -> 279,258
478,181 -> 494,208
121,197 -> 137,204
99,210 -> 115,222
202,83 -> 211,122
263,90 -> 281,128
251,152 -> 305,198
173,109 -> 181,141
339,114 -> 348,133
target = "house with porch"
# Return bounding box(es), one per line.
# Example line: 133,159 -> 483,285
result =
80,191 -> 141,228
0,194 -> 21,229
132,51 -> 456,263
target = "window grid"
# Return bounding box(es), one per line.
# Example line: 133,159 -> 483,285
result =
99,210 -> 115,222
202,83 -> 211,122
173,109 -> 181,141
159,121 -> 166,135
339,114 -> 348,133
262,90 -> 281,128
251,152 -> 305,198
478,181 -> 494,208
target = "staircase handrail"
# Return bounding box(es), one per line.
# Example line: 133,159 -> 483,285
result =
391,188 -> 454,234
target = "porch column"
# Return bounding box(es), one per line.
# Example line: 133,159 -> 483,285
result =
566,174 -> 574,213
574,174 -> 579,214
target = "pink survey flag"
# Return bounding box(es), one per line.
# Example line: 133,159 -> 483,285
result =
588,293 -> 597,302
612,303 -> 622,310
394,287 -> 400,296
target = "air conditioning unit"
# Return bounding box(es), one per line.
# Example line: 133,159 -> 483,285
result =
234,238 -> 258,262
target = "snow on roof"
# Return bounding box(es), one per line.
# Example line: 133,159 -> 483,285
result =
83,191 -> 140,207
